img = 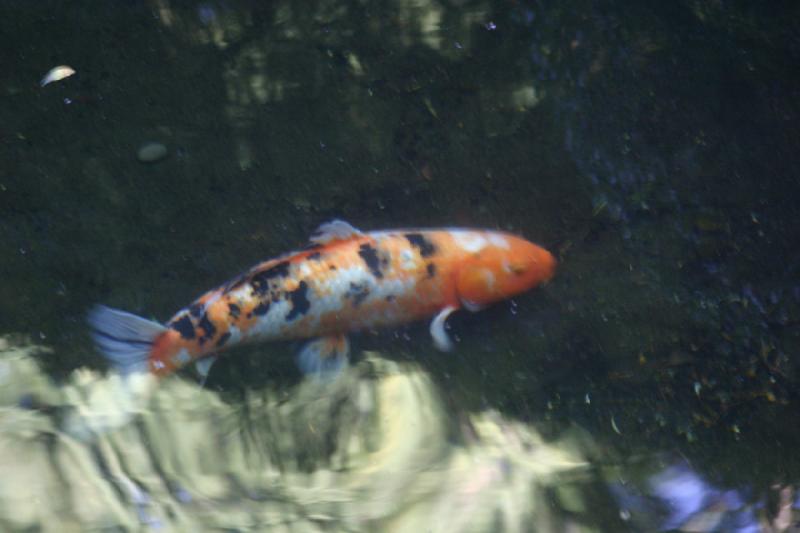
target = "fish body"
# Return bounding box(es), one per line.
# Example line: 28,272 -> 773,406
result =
89,221 -> 556,377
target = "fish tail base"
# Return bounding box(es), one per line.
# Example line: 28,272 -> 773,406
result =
87,305 -> 166,375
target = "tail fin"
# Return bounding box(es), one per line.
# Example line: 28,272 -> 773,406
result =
87,305 -> 166,374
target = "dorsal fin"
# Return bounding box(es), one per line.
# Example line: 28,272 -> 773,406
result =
310,219 -> 364,245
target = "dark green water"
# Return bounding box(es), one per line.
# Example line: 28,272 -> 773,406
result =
1,1 -> 799,531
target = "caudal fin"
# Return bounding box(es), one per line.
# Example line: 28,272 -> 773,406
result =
87,305 -> 166,374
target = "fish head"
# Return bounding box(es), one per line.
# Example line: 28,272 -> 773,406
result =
455,233 -> 556,308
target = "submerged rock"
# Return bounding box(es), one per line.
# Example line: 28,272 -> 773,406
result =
136,142 -> 168,163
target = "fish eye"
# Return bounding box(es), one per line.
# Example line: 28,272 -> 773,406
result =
502,261 -> 528,276
510,263 -> 528,275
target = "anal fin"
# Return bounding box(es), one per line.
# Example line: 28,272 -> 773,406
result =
296,334 -> 350,379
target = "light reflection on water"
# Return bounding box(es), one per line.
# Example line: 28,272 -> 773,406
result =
0,341 -> 621,531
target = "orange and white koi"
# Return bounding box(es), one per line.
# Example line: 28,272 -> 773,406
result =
88,220 -> 556,378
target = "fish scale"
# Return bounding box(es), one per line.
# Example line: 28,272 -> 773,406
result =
88,220 -> 556,378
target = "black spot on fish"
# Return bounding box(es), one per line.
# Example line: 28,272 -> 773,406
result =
347,282 -> 370,307
358,243 -> 383,279
253,301 -> 271,316
329,265 -> 337,271
216,332 -> 231,348
171,315 -> 195,340
307,251 -> 322,261
286,281 -> 310,321
250,261 -> 291,295
405,233 -> 436,257
189,303 -> 204,317
426,262 -> 437,278
228,303 -> 241,319
197,314 -> 216,345
385,294 -> 395,302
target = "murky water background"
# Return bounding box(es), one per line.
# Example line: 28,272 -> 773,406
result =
1,1 -> 799,531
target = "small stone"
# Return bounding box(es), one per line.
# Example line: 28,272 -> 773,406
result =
136,142 -> 168,163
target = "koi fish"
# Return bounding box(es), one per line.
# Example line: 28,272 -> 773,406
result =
88,220 -> 556,378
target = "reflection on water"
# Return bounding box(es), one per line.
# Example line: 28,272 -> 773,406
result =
3,337 -> 799,530
0,338 -> 616,531
613,460 -> 800,532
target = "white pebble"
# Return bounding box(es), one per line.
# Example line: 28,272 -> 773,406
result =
41,65 -> 75,87
136,142 -> 168,163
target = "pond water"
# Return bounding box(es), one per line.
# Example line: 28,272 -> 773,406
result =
1,1 -> 798,531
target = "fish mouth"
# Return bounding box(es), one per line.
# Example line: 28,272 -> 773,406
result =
532,251 -> 557,282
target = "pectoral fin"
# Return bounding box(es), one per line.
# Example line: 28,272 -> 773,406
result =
296,334 -> 350,379
430,305 -> 459,352
194,356 -> 216,378
194,356 -> 218,387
